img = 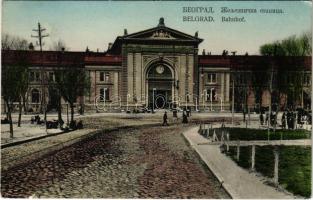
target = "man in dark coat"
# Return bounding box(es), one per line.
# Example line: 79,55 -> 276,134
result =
260,113 -> 264,125
162,111 -> 169,126
281,112 -> 286,129
182,109 -> 188,124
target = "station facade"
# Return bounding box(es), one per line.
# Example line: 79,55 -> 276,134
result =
2,18 -> 312,113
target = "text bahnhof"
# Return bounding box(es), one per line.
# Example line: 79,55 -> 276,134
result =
183,7 -> 284,14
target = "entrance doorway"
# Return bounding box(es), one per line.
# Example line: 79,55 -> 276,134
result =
149,89 -> 171,109
147,63 -> 173,109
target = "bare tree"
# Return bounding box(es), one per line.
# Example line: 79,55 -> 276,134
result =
50,40 -> 69,51
49,40 -> 69,127
1,34 -> 30,136
54,67 -> 89,126
2,33 -> 29,50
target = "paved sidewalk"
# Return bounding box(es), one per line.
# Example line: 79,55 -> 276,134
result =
183,126 -> 294,199
1,123 -> 63,145
2,128 -> 98,171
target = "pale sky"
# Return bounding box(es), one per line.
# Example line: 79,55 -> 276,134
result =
2,1 -> 312,55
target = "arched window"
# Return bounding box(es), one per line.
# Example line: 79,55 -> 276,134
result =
31,89 -> 40,103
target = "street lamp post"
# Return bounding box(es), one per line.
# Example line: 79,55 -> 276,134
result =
210,88 -> 214,111
135,96 -> 138,110
66,103 -> 69,126
126,94 -> 130,112
220,96 -> 224,111
203,89 -> 206,111
232,76 -> 235,125
103,88 -> 107,111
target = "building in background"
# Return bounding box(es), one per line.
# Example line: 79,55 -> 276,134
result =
1,18 -> 311,113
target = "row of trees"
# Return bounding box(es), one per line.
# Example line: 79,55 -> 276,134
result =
234,31 -> 312,124
260,31 -> 312,56
258,31 -> 311,111
2,33 -> 89,137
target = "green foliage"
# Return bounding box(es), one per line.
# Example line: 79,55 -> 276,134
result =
259,32 -> 312,56
258,32 -> 311,109
260,41 -> 286,56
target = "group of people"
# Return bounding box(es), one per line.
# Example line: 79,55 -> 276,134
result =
282,109 -> 312,129
260,109 -> 312,130
162,108 -> 190,126
259,111 -> 278,127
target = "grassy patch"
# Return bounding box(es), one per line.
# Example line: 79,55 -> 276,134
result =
279,146 -> 311,198
221,145 -> 311,198
221,145 -> 251,169
255,146 -> 274,178
218,128 -> 310,141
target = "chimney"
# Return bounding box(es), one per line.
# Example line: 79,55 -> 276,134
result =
108,43 -> 113,50
231,51 -> 237,56
195,31 -> 198,38
28,42 -> 34,51
124,29 -> 128,35
202,49 -> 206,55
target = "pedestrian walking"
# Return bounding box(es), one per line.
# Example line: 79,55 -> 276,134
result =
182,108 -> 188,124
260,113 -> 264,125
287,110 -> 292,129
162,111 -> 169,126
281,112 -> 286,129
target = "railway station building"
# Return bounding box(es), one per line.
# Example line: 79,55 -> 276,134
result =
2,18 -> 312,113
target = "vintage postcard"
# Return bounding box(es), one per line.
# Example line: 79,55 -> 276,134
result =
1,0 -> 312,199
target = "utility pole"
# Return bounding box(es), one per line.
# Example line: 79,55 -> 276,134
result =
32,22 -> 49,132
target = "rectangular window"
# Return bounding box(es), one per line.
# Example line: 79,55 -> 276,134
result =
207,73 -> 217,84
206,88 -> 216,101
35,72 -> 40,82
305,74 -> 311,85
100,88 -> 109,101
29,72 -> 35,82
49,72 -> 54,82
105,73 -> 110,82
105,89 -> 109,101
100,72 -> 104,82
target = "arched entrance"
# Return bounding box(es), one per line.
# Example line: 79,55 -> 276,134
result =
147,63 -> 174,109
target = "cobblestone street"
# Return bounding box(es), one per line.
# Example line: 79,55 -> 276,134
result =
1,124 -> 229,198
